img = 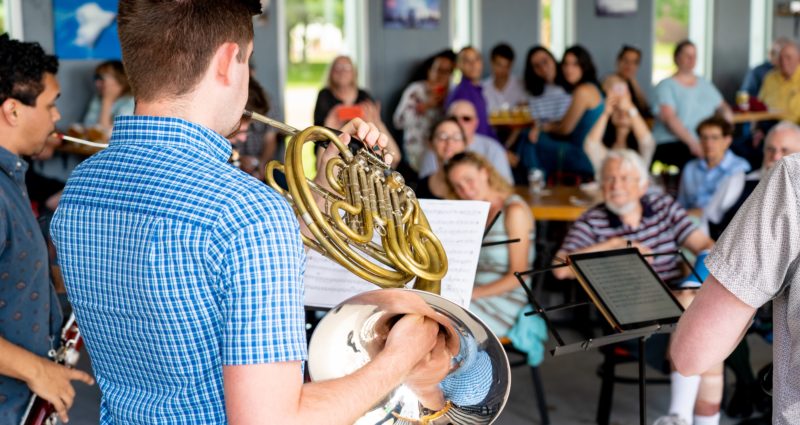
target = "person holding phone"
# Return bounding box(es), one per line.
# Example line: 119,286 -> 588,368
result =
313,56 -> 371,127
313,56 -> 401,168
393,50 -> 456,171
583,75 -> 655,173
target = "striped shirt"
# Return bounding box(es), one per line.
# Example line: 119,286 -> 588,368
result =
527,84 -> 572,124
558,193 -> 695,283
51,116 -> 307,424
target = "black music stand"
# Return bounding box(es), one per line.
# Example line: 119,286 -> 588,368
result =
514,248 -> 702,425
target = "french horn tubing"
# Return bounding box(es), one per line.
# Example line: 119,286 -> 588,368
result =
244,110 -> 448,293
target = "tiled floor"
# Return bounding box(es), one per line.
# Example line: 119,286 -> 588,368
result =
66,333 -> 772,424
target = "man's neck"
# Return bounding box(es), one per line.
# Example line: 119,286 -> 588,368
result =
612,203 -> 643,228
706,155 -> 724,169
493,75 -> 508,89
135,94 -> 218,133
0,129 -> 21,156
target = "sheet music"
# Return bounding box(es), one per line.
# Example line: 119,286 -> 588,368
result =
303,199 -> 490,309
574,254 -> 683,326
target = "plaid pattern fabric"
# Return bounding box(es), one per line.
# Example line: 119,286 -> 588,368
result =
51,116 -> 307,424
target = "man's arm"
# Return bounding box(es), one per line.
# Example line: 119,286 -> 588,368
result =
224,314 -> 441,425
0,336 -> 94,423
670,274 -> 756,376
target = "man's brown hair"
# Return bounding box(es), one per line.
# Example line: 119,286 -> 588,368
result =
696,115 -> 733,138
118,0 -> 261,102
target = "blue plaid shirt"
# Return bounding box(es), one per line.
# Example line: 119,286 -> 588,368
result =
51,116 -> 307,424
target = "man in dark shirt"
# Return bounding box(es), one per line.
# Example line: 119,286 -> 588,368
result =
0,34 -> 94,425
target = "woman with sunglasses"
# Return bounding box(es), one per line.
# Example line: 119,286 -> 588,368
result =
414,117 -> 467,199
444,152 -> 536,338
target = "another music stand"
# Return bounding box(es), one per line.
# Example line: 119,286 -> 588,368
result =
514,248 -> 696,425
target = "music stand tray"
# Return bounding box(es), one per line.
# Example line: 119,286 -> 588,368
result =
514,247 -> 693,425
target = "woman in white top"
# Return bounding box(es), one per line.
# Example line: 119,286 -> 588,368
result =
393,50 -> 456,171
584,75 -> 655,173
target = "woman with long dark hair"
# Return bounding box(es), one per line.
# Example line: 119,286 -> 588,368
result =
523,46 -> 571,124
519,45 -> 604,180
393,49 -> 456,171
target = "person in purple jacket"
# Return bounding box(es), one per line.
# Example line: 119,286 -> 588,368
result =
446,46 -> 496,139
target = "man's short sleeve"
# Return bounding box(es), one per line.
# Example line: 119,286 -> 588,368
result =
220,215 -> 308,365
664,195 -> 696,244
706,159 -> 800,308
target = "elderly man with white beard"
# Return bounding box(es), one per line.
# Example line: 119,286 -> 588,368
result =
552,149 -> 719,425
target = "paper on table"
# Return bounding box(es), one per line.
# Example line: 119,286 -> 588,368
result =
303,199 -> 490,309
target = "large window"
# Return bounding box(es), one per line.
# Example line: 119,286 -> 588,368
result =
653,0 -> 713,84
284,0 -> 346,128
653,0 -> 690,84
541,0 -> 574,59
0,0 -> 6,34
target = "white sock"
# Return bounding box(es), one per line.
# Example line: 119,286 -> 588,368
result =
668,372 -> 701,424
693,413 -> 720,425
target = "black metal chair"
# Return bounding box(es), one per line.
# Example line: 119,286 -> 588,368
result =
502,337 -> 550,424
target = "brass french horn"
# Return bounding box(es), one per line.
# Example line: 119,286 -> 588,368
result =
245,111 -> 511,424
244,110 -> 447,293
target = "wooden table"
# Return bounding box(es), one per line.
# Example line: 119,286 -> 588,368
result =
731,110 -> 785,124
489,115 -> 535,128
515,185 -> 602,221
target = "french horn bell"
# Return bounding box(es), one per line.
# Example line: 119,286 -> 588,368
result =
246,111 -> 511,424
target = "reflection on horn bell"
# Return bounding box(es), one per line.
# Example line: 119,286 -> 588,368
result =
246,111 -> 511,424
310,290 -> 510,425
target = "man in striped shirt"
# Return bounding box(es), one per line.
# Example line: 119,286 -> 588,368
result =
553,149 -> 720,425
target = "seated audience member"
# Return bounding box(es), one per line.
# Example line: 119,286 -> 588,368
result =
313,55 -> 401,168
523,45 -> 572,124
652,40 -> 732,169
482,43 -> 527,114
228,77 -> 278,179
82,60 -> 135,139
741,37 -> 791,97
608,45 -> 651,118
444,152 -> 534,337
520,45 -> 604,180
553,149 -> 719,425
585,75 -> 655,172
705,120 -> 800,239
700,121 -> 800,421
678,117 -> 750,211
415,117 -> 467,199
759,41 -> 800,123
446,46 -> 495,138
418,100 -> 513,183
393,49 -> 455,171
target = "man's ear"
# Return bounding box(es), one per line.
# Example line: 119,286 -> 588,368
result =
212,42 -> 241,86
1,99 -> 19,125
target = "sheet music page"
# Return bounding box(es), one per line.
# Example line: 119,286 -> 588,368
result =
575,254 -> 683,326
303,199 -> 490,309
